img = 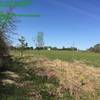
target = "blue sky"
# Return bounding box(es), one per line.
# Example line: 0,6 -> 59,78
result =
2,0 -> 100,50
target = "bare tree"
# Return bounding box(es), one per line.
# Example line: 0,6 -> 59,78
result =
0,8 -> 16,69
36,32 -> 44,48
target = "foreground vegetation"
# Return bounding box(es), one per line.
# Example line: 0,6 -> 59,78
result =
0,50 -> 100,99
0,55 -> 100,100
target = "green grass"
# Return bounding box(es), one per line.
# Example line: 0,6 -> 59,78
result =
11,50 -> 100,67
1,50 -> 100,100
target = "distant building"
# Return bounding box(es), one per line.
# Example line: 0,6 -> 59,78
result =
47,48 -> 51,51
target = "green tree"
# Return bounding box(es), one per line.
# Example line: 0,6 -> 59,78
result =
94,44 -> 100,53
88,44 -> 100,53
18,36 -> 27,56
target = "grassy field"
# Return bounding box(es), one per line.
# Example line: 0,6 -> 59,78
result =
11,50 -> 100,67
1,50 -> 100,100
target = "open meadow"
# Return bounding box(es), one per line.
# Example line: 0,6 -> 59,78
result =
0,50 -> 100,100
11,50 -> 100,67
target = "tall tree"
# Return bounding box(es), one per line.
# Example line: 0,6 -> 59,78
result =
0,8 -> 16,56
0,8 -> 16,69
36,32 -> 44,48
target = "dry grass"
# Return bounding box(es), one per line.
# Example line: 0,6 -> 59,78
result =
25,57 -> 100,100
2,56 -> 99,100
0,71 -> 20,85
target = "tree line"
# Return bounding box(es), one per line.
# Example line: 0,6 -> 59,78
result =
10,32 -> 100,54
87,44 -> 100,53
10,32 -> 78,51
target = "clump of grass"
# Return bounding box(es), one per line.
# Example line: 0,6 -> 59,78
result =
25,57 -> 100,100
